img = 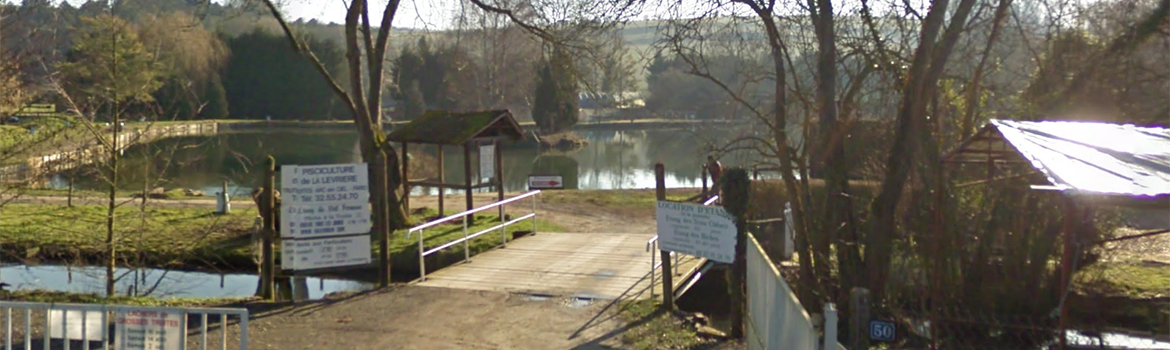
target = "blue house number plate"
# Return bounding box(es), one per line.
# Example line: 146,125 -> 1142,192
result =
869,320 -> 896,342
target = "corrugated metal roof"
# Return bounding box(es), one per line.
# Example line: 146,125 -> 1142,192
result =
948,119 -> 1170,202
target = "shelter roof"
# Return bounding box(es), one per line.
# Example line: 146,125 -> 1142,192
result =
386,110 -> 524,145
944,119 -> 1170,206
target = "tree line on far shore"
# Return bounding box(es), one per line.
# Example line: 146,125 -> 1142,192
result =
0,0 -> 602,133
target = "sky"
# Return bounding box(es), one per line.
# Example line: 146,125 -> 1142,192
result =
45,0 -> 1096,31
271,0 -> 459,29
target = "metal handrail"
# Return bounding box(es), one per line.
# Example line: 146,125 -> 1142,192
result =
410,190 -> 542,281
422,213 -> 536,256
407,190 -> 542,235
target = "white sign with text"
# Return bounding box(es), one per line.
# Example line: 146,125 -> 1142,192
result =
479,144 -> 495,179
527,175 -> 564,190
280,162 -> 372,271
281,164 -> 370,205
48,310 -> 103,340
284,235 -> 372,270
655,201 -> 737,264
114,309 -> 182,350
280,202 -> 372,239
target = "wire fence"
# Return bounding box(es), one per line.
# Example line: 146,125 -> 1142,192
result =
883,306 -> 1064,349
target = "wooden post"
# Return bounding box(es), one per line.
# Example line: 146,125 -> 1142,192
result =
260,156 -> 276,300
655,162 -> 673,310
849,288 -> 871,350
701,165 -> 708,195
464,142 -> 474,225
496,140 -> 504,217
67,175 -> 74,208
402,142 -> 410,213
438,144 -> 445,216
722,168 -> 750,339
376,149 -> 391,288
1059,197 -> 1077,350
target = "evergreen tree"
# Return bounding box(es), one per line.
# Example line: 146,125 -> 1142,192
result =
58,14 -> 161,113
532,60 -> 558,133
201,73 -> 229,119
551,51 -> 579,131
402,80 -> 425,121
221,29 -> 345,120
532,50 -> 579,133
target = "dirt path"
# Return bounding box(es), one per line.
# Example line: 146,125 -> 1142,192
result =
218,286 -> 634,350
228,192 -> 665,349
2,189 -> 727,350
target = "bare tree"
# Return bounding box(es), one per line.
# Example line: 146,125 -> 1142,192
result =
257,0 -> 407,289
253,0 -> 643,289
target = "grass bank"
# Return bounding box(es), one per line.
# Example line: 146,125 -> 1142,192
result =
4,290 -> 253,307
539,188 -> 695,211
389,208 -> 566,275
616,299 -> 735,350
2,187 -> 210,199
0,202 -> 564,275
1071,259 -> 1170,334
0,204 -> 258,270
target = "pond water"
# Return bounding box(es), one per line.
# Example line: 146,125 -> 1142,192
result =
0,265 -> 372,300
49,127 -> 760,197
1064,330 -> 1170,349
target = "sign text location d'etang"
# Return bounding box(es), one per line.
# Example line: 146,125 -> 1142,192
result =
655,201 -> 737,264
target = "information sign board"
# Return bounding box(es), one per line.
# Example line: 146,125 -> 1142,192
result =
284,235 -> 372,270
114,309 -> 182,350
655,201 -> 737,263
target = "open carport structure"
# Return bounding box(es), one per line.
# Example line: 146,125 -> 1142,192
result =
943,119 -> 1169,347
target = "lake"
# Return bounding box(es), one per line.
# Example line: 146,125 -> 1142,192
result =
0,264 -> 371,300
50,127 -> 761,197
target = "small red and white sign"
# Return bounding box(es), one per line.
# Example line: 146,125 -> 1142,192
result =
528,175 -> 564,190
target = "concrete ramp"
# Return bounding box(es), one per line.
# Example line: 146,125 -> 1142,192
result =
415,232 -> 702,300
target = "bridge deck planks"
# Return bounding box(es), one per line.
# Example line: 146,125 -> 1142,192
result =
415,232 -> 702,300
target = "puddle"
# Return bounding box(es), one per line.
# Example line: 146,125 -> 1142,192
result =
565,298 -> 593,308
0,264 -> 372,300
592,269 -> 617,279
521,293 -> 595,307
1064,330 -> 1170,349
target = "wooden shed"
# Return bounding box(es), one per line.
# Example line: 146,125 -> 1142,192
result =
386,110 -> 525,218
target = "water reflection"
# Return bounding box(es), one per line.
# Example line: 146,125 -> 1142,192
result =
52,127 -> 759,194
1064,330 -> 1170,349
0,265 -> 371,300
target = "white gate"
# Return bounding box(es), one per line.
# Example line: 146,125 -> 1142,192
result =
746,233 -> 840,350
0,301 -> 248,350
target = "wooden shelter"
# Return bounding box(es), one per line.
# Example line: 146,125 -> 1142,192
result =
386,110 -> 525,218
943,119 -> 1170,348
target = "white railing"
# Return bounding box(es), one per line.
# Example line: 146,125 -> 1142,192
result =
645,237 -> 681,299
646,194 -> 719,298
407,190 -> 541,281
745,233 -> 842,350
0,301 -> 248,350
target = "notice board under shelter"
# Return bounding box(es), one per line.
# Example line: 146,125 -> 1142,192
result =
385,109 -> 525,217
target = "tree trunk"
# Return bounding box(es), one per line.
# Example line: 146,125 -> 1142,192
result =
865,0 -> 976,300
105,111 -> 118,297
750,4 -> 817,304
810,0 -> 858,301
865,0 -> 951,299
